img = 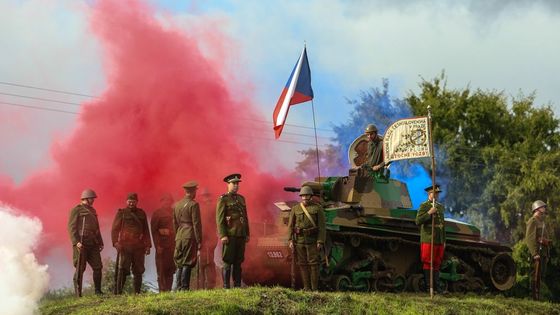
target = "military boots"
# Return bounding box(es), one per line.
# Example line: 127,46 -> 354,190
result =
232,264 -> 242,288
423,270 -> 430,292
116,273 -> 127,295
181,268 -> 192,290
133,275 -> 142,294
175,268 -> 183,291
93,269 -> 103,295
222,266 -> 231,289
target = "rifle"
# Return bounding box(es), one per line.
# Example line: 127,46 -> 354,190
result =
76,216 -> 86,297
533,220 -> 546,300
291,237 -> 296,290
197,248 -> 201,289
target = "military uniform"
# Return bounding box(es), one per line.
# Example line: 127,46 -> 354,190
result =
199,190 -> 217,289
150,195 -> 176,292
173,181 -> 202,290
415,185 -> 446,293
362,124 -> 385,171
525,200 -> 551,300
111,193 -> 151,294
217,173 -> 250,288
68,191 -> 104,296
287,187 -> 326,291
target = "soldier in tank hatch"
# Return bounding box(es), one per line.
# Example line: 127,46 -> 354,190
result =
216,173 -> 250,288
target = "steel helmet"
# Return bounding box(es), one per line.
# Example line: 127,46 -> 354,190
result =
364,124 -> 378,134
299,186 -> 314,196
532,200 -> 547,212
81,189 -> 97,199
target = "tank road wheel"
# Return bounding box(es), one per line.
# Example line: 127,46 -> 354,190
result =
393,275 -> 406,293
333,275 -> 352,291
490,253 -> 516,291
350,235 -> 361,248
450,280 -> 468,293
409,274 -> 426,293
374,277 -> 392,292
355,278 -> 371,292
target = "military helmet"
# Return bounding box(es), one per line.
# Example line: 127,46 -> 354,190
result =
127,192 -> 139,201
364,124 -> 378,134
299,186 -> 314,196
532,200 -> 547,212
81,188 -> 97,199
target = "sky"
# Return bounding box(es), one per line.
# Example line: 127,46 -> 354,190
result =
0,0 -> 559,290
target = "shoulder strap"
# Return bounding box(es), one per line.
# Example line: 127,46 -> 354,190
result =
300,203 -> 317,228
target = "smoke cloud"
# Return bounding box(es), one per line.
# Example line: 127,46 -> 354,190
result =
0,205 -> 49,315
0,0 -> 297,289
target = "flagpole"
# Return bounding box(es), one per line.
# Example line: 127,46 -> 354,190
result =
427,105 -> 436,299
311,99 -> 321,182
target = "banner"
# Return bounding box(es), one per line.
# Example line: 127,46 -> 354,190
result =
383,117 -> 431,163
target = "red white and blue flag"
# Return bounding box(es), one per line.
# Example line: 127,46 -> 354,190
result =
273,46 -> 314,139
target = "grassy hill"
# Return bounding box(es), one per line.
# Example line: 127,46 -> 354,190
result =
40,286 -> 560,315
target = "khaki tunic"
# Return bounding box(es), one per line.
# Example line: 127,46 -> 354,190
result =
173,197 -> 202,267
111,207 -> 151,275
415,200 -> 446,244
151,206 -> 176,287
68,204 -> 103,271
288,202 -> 326,266
363,137 -> 385,169
216,192 -> 250,265
525,216 -> 550,257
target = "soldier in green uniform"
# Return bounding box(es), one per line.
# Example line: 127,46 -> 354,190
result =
415,184 -> 446,294
68,188 -> 104,296
362,124 -> 386,172
150,193 -> 176,292
288,185 -> 326,291
216,173 -> 250,288
173,181 -> 202,290
525,200 -> 552,300
111,193 -> 151,294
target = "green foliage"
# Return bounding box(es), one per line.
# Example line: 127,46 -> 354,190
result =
406,73 -> 560,300
40,286 -> 560,315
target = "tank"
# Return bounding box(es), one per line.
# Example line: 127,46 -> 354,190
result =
245,135 -> 516,293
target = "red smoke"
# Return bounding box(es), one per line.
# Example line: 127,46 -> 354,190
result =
0,0 -> 298,285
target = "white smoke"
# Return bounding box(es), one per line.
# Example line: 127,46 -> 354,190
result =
0,204 -> 49,315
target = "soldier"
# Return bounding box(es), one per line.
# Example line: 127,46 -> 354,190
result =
362,124 -> 386,172
288,185 -> 326,291
525,200 -> 552,300
111,192 -> 151,294
150,193 -> 176,292
216,173 -> 250,288
415,184 -> 446,294
173,181 -> 202,291
67,188 -> 104,296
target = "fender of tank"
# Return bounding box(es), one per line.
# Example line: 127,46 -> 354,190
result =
246,135 -> 516,293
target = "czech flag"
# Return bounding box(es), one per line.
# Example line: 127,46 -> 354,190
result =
273,46 -> 314,139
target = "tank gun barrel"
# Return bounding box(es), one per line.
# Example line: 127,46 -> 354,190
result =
283,187 -> 301,192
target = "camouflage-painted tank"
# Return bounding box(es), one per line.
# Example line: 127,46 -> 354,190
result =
246,135 -> 516,293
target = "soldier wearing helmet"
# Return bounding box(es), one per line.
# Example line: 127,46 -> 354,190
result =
173,181 -> 202,290
150,193 -> 176,292
216,173 -> 250,288
288,185 -> 326,291
111,192 -> 151,294
525,200 -> 552,300
67,188 -> 104,296
362,124 -> 387,173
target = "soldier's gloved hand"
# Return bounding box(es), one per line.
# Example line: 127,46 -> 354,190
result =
428,207 -> 437,215
289,240 -> 294,249
76,242 -> 83,250
145,247 -> 151,255
221,236 -> 229,244
372,165 -> 381,171
317,242 -> 324,250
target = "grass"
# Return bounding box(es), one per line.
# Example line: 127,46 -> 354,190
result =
40,286 -> 560,315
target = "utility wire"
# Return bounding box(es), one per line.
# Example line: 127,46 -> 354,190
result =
0,81 -> 97,98
0,92 -> 82,107
0,101 -> 78,115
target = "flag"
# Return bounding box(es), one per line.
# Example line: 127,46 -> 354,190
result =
383,117 -> 431,163
273,46 -> 314,139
